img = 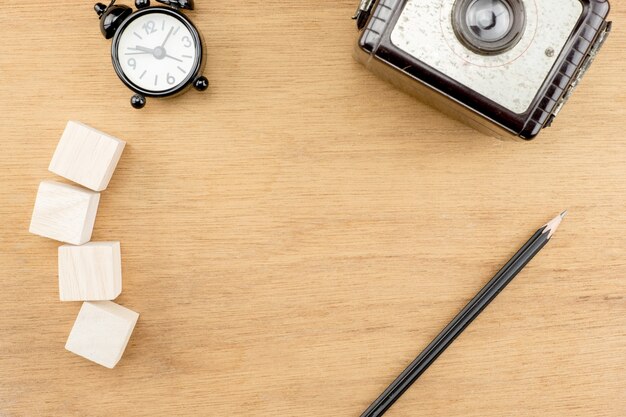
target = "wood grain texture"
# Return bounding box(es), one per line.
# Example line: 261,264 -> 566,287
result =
49,121 -> 125,192
65,301 -> 139,369
0,1 -> 624,416
58,242 -> 122,301
29,181 -> 101,245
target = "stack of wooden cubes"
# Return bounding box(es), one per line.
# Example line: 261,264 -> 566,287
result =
29,121 -> 138,369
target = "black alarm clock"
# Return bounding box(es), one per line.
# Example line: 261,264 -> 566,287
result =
94,0 -> 208,109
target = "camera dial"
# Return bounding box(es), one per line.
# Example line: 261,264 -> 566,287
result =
453,0 -> 526,55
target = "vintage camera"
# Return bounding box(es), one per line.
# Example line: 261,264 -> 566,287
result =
353,0 -> 611,140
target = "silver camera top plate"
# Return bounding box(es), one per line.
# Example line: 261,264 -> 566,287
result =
390,0 -> 583,114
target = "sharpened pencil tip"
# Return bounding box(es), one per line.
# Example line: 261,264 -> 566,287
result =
543,211 -> 566,239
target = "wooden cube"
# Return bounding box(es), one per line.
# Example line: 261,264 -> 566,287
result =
29,181 -> 100,245
58,242 -> 122,301
65,301 -> 139,369
49,121 -> 126,191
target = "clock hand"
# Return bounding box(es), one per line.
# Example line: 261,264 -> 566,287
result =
131,45 -> 156,53
165,54 -> 183,63
130,46 -> 182,62
161,27 -> 174,48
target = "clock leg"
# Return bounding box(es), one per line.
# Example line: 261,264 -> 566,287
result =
130,94 -> 146,109
193,76 -> 209,92
135,0 -> 150,9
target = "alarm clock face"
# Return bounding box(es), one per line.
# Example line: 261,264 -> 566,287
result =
112,8 -> 203,97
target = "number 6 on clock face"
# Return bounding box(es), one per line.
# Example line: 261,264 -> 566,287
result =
111,7 -> 203,97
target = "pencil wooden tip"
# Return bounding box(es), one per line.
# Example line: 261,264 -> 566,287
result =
544,211 -> 566,238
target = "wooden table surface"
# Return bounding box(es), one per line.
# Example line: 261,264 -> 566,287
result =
1,2 -> 624,416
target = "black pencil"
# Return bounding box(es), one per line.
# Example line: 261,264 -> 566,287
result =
360,211 -> 567,417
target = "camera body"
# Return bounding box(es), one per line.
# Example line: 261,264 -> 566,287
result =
354,0 -> 611,140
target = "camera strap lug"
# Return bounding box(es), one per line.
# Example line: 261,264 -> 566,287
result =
353,0 -> 376,30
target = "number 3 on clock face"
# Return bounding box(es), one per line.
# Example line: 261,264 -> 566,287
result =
112,8 -> 203,97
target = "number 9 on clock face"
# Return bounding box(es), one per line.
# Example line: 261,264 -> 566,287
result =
112,8 -> 203,97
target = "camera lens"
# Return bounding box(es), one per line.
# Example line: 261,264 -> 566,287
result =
453,0 -> 526,55
467,0 -> 513,41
